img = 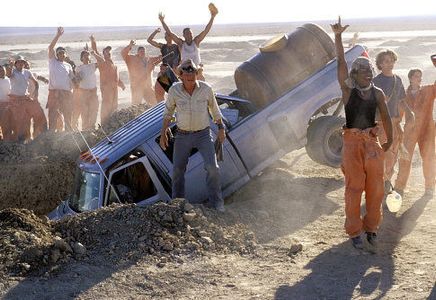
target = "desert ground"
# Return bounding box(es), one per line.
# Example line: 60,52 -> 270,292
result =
0,19 -> 435,299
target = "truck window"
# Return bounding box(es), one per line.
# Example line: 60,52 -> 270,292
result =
107,162 -> 157,205
69,170 -> 101,213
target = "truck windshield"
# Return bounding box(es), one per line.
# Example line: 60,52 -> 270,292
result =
69,170 -> 101,213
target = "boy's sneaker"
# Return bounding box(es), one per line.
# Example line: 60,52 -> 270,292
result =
395,189 -> 404,198
351,236 -> 364,249
384,180 -> 393,194
366,232 -> 378,247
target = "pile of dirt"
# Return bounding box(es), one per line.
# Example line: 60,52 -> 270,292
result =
0,208 -> 56,276
0,199 -> 256,277
0,104 -> 150,216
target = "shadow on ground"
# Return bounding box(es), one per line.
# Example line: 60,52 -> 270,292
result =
274,193 -> 433,299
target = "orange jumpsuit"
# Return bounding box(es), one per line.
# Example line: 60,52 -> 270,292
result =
0,102 -> 14,141
342,88 -> 386,237
395,84 -> 436,191
121,49 -> 160,106
9,95 -> 47,142
98,59 -> 122,124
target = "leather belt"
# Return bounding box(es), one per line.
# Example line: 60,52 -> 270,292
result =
177,127 -> 209,134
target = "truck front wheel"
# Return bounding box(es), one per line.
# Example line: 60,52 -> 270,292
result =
305,116 -> 345,168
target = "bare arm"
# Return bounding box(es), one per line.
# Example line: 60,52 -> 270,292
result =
331,17 -> 350,103
121,40 -> 135,62
376,89 -> 393,151
147,28 -> 163,49
159,12 -> 183,47
48,27 -> 64,59
91,50 -> 105,64
90,35 -> 99,54
36,75 -> 49,84
194,6 -> 218,46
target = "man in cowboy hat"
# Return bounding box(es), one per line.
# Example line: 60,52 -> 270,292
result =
159,59 -> 226,212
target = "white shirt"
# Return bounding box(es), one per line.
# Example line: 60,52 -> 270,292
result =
0,78 -> 11,102
48,58 -> 73,91
76,63 -> 97,89
181,42 -> 201,66
10,69 -> 31,96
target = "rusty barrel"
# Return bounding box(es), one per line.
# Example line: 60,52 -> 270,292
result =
234,23 -> 335,108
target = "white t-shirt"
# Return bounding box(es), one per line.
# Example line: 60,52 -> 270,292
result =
0,78 -> 11,102
76,63 -> 97,89
181,42 -> 201,66
48,58 -> 73,91
10,69 -> 31,96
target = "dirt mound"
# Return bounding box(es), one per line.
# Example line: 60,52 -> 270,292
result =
0,208 -> 55,276
102,103 -> 150,135
0,104 -> 150,216
54,199 -> 256,262
0,199 -> 256,277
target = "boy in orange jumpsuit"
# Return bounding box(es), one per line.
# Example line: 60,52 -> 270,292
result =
332,18 -> 392,250
394,68 -> 436,197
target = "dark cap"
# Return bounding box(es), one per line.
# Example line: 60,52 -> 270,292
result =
103,46 -> 112,52
80,50 -> 90,60
56,46 -> 66,54
431,54 -> 436,67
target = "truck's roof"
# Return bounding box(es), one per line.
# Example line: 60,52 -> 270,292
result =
79,101 -> 166,172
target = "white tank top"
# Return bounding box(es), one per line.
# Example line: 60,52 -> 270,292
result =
181,42 -> 201,66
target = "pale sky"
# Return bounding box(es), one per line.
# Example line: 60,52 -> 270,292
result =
2,0 -> 436,26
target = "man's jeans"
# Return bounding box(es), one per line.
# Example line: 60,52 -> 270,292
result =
172,128 -> 223,207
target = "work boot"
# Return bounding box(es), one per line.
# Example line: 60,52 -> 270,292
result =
351,236 -> 363,249
366,232 -> 378,247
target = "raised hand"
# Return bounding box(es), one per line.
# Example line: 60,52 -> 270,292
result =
158,12 -> 165,22
330,16 -> 349,35
208,3 -> 218,17
129,40 -> 136,47
57,27 -> 64,36
155,28 -> 161,33
90,35 -> 95,42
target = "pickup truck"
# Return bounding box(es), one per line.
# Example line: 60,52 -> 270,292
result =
48,40 -> 366,220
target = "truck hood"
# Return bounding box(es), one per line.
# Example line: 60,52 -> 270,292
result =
47,199 -> 77,220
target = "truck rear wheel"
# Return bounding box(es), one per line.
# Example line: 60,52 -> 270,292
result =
305,116 -> 345,168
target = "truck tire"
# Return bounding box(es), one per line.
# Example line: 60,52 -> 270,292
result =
305,116 -> 345,168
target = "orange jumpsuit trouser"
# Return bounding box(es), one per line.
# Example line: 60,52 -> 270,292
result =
395,122 -> 435,191
378,118 -> 402,181
100,83 -> 118,124
0,102 -> 14,141
342,128 -> 385,237
47,89 -> 73,131
77,88 -> 99,130
131,84 -> 156,106
9,96 -> 47,142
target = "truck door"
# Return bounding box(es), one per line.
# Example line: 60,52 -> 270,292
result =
226,112 -> 285,177
104,156 -> 171,207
